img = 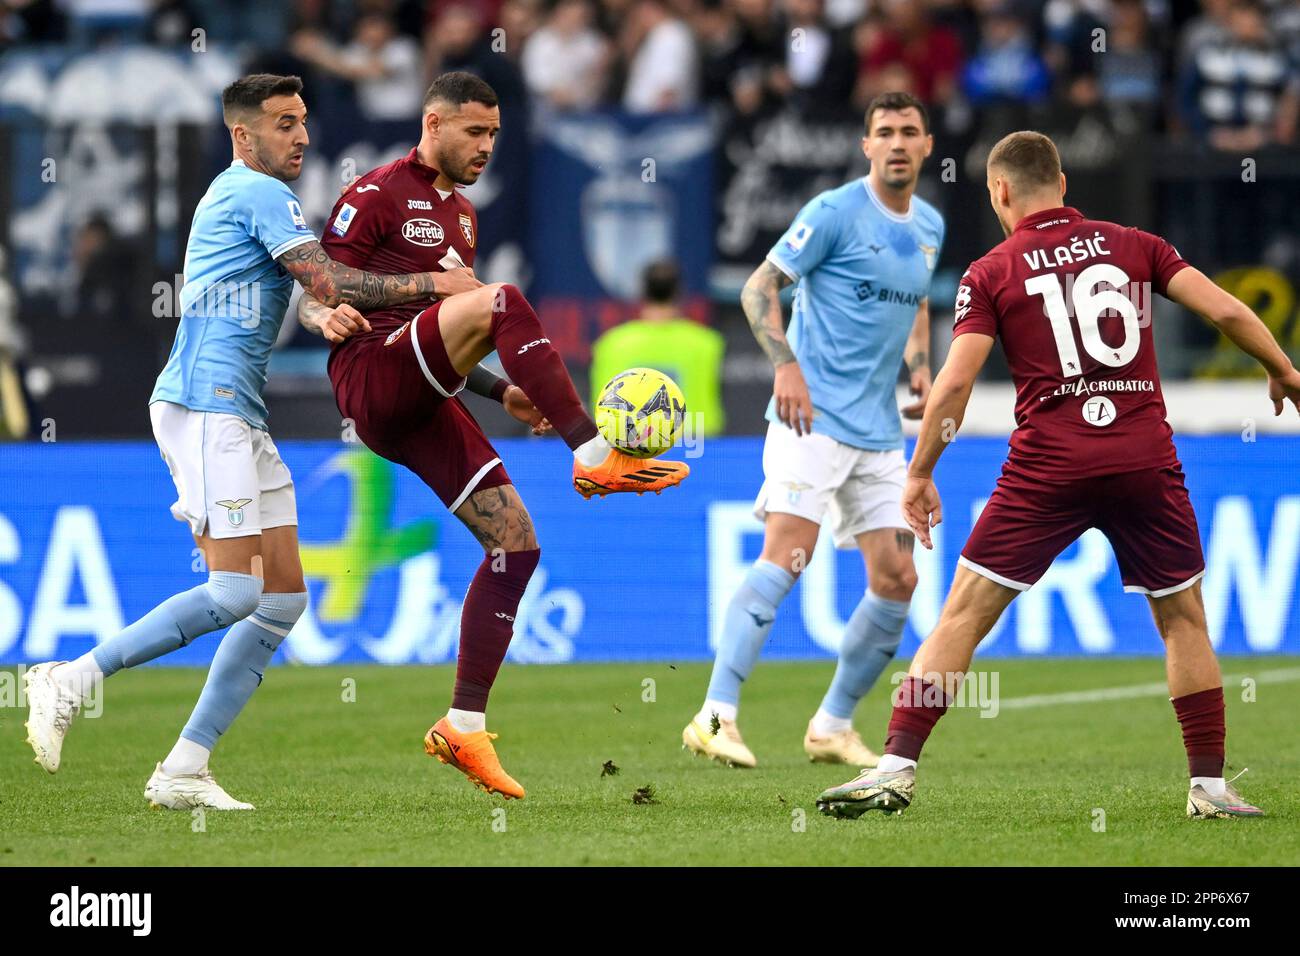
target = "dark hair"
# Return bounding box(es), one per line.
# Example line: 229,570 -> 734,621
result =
986,130 -> 1062,190
642,259 -> 679,304
864,91 -> 929,135
423,71 -> 499,111
221,74 -> 303,124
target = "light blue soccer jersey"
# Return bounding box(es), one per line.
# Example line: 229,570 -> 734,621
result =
765,177 -> 944,450
151,160 -> 316,429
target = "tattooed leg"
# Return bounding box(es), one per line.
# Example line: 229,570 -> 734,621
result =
454,484 -> 539,554
449,483 -> 540,715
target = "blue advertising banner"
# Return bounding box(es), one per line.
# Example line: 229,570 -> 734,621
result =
0,436 -> 1296,666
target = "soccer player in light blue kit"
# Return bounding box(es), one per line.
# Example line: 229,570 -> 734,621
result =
23,74 -> 465,808
684,93 -> 944,768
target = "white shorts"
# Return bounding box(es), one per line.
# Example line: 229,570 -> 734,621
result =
753,421 -> 908,549
150,401 -> 297,539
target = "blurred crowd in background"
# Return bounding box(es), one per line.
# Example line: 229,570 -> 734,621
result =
1,0 -> 1299,440
3,0 -> 1298,144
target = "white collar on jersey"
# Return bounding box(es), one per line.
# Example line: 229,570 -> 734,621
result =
434,187 -> 452,200
862,176 -> 914,223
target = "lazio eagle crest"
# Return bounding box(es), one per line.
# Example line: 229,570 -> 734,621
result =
216,498 -> 253,527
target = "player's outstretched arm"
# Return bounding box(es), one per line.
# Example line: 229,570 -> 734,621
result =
297,288 -> 370,344
742,260 -> 814,434
278,240 -> 478,310
1165,267 -> 1300,416
903,332 -> 994,549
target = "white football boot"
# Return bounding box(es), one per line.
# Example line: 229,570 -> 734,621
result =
803,720 -> 881,767
144,763 -> 255,811
682,715 -> 758,768
23,662 -> 82,773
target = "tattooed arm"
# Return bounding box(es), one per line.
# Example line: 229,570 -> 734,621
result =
742,259 -> 815,435
741,259 -> 796,365
278,239 -> 448,309
296,289 -> 370,344
901,298 -> 932,420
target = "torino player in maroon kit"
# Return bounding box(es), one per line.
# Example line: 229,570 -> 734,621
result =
298,73 -> 688,800
817,131 -> 1300,820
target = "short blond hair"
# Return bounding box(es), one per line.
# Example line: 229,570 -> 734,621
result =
987,131 -> 1061,191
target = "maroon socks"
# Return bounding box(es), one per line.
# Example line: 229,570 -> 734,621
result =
883,675 -> 952,762
1171,686 -> 1225,778
452,548 -> 540,713
489,285 -> 598,449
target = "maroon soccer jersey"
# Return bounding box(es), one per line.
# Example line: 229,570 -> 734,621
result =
953,206 -> 1191,479
319,148 -> 510,511
320,148 -> 478,348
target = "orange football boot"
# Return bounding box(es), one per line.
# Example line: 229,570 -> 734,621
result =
573,449 -> 690,499
424,717 -> 525,800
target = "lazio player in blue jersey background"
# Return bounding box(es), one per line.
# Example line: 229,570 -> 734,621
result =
24,74 -> 457,810
684,93 -> 943,769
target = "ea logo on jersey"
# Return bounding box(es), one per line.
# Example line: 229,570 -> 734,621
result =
1083,395 -> 1116,427
286,200 -> 309,231
331,203 -> 357,237
403,219 -> 444,247
784,221 -> 814,254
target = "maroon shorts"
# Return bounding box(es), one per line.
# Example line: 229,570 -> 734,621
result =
329,302 -> 510,511
961,462 -> 1205,597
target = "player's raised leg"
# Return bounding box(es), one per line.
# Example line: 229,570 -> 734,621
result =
1145,583 -> 1262,818
423,484 -> 538,799
683,512 -> 813,768
806,528 -> 917,766
144,525 -> 307,811
433,283 -> 689,497
817,565 -> 1015,817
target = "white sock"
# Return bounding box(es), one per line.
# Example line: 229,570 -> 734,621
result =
1191,775 -> 1226,798
878,754 -> 917,773
51,655 -> 103,699
811,708 -> 852,736
698,699 -> 737,725
574,434 -> 611,467
161,737 -> 211,776
447,708 -> 486,733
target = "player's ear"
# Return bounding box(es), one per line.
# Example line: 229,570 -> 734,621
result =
923,133 -> 933,159
1059,171 -> 1067,201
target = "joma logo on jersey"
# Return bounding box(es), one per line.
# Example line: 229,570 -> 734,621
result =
402,219 -> 444,246
517,338 -> 550,354
407,199 -> 432,210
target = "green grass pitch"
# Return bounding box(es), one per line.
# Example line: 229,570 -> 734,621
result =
1,657 -> 1296,866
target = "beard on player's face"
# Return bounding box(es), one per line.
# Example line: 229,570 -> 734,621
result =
250,132 -> 302,182
438,145 -> 489,185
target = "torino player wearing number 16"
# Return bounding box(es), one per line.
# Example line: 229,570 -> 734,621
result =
817,131 -> 1300,821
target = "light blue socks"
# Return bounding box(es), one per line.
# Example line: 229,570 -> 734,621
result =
180,591 -> 308,750
704,560 -> 797,708
92,572 -> 263,676
820,590 -> 910,720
